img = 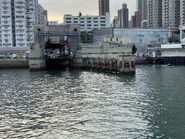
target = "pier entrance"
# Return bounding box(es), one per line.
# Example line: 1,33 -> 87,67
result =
29,25 -> 80,70
45,40 -> 73,69
29,25 -> 136,74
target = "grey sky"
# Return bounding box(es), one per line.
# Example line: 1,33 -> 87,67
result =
39,0 -> 136,23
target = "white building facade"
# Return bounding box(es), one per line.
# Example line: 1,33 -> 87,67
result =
0,0 -> 47,48
64,13 -> 111,32
161,44 -> 185,57
1,0 -> 14,47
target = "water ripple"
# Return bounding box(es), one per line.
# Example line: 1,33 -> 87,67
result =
0,66 -> 185,138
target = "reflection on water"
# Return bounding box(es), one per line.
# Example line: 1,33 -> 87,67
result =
0,65 -> 185,139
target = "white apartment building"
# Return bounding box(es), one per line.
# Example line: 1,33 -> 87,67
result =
1,0 -> 14,47
14,0 -> 27,47
64,13 -> 111,32
0,0 -> 47,48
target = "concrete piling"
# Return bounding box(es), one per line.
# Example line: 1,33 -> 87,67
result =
82,55 -> 135,74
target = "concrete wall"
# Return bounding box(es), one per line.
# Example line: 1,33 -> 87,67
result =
81,43 -> 132,56
30,25 -> 81,70
0,60 -> 28,68
29,43 -> 46,70
82,55 -> 136,74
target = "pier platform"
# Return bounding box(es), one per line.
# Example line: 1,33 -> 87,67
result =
29,25 -> 136,75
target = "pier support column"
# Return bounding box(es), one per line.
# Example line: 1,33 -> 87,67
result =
82,58 -> 88,69
118,55 -> 136,75
109,59 -> 112,71
102,58 -> 106,70
93,58 -> 98,69
29,43 -> 46,70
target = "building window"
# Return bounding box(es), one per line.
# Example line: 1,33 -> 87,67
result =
100,17 -> 106,20
65,18 -> 71,20
100,21 -> 106,23
66,21 -> 71,23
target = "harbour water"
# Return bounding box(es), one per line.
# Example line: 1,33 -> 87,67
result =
0,65 -> 185,139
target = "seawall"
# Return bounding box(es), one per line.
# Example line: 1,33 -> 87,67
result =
0,60 -> 29,69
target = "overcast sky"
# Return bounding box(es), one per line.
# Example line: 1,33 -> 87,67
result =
39,0 -> 136,23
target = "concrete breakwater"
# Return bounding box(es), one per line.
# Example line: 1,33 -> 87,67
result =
80,56 -> 136,74
0,60 -> 29,68
28,25 -> 136,74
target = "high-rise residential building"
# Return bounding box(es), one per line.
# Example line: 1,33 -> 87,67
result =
180,0 -> 185,26
0,0 -> 47,48
131,16 -> 135,28
147,0 -> 181,28
147,0 -> 162,28
137,0 -> 147,21
117,3 -> 129,28
99,0 -> 110,16
113,16 -> 120,28
113,3 -> 129,28
162,0 -> 169,27
132,11 -> 141,28
162,0 -> 180,28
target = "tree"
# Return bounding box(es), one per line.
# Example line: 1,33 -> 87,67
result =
132,44 -> 137,54
168,35 -> 180,43
80,31 -> 93,43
